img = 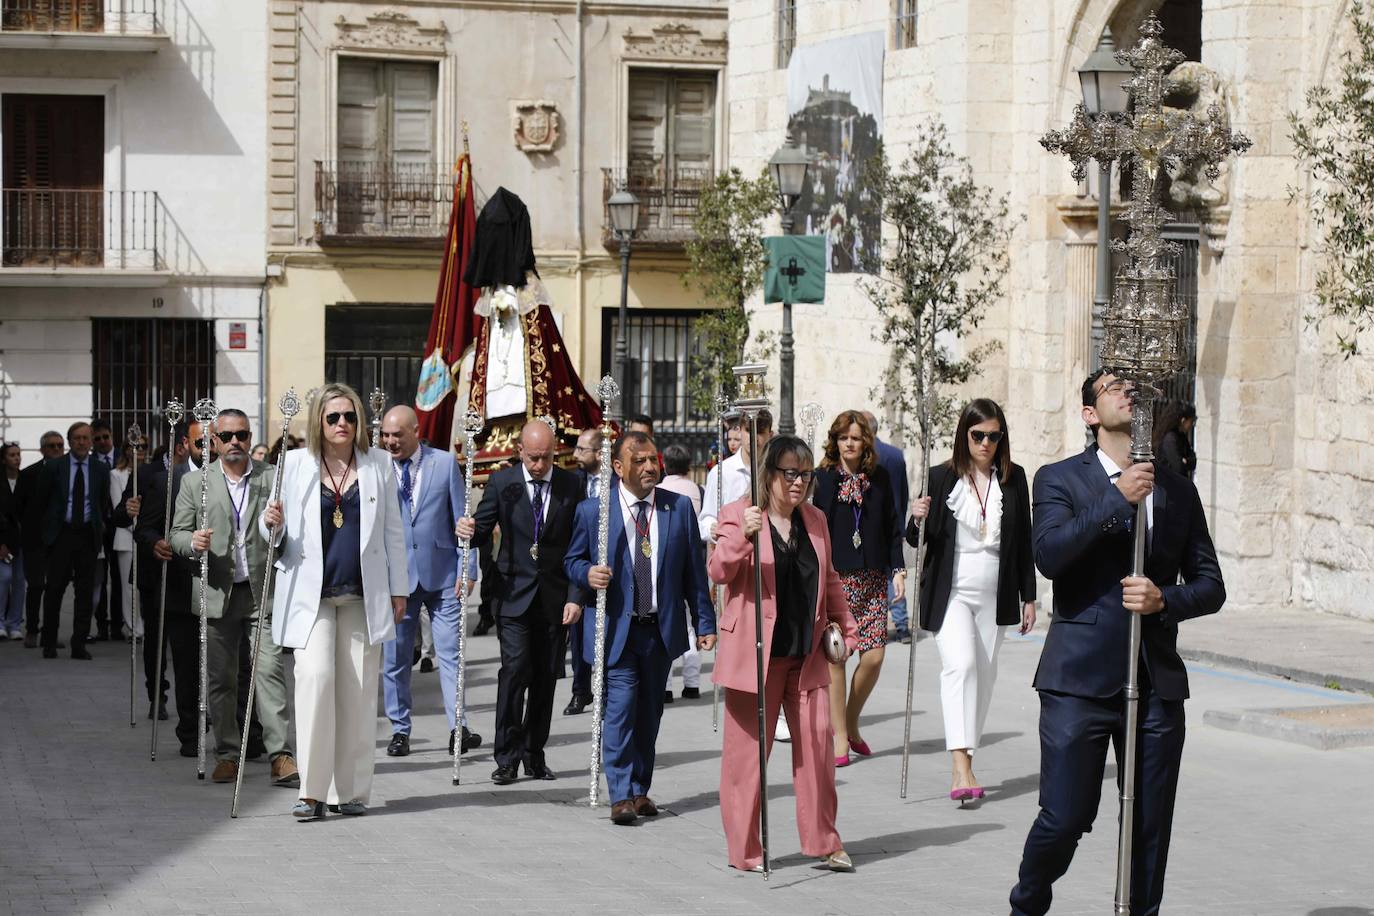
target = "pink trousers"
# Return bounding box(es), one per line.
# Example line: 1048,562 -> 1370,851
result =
720,656 -> 843,870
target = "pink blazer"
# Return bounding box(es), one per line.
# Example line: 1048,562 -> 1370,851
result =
708,499 -> 858,694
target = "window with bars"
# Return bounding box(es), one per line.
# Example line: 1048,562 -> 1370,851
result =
894,0 -> 917,49
601,309 -> 716,474
324,303 -> 430,426
91,318 -> 216,451
776,0 -> 796,69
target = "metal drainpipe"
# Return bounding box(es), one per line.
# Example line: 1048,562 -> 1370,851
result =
575,0 -> 586,369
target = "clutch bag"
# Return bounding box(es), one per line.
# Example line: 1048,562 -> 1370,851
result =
821,622 -> 846,664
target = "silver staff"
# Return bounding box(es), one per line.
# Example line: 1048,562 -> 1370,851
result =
192,397 -> 218,781
452,409 -> 484,787
587,375 -> 619,807
150,397 -> 184,761
126,423 -> 145,728
710,392 -> 730,734
733,362 -> 771,879
798,402 -> 824,451
231,389 -> 301,818
369,388 -> 386,449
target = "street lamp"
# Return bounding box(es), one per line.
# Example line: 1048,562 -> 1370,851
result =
608,189 -> 640,408
1078,27 -> 1133,371
768,137 -> 810,435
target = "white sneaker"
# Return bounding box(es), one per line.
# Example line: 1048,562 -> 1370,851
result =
775,716 -> 791,743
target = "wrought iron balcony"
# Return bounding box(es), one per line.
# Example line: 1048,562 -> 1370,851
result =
0,0 -> 164,45
601,166 -> 711,251
1,188 -> 165,271
314,160 -> 454,245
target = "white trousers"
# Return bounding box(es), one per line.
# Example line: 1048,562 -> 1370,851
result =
672,614 -> 700,689
294,596 -> 381,805
115,549 -> 140,637
934,549 -> 1005,752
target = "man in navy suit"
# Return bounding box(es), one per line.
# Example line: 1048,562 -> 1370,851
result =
1009,371 -> 1225,916
565,431 -> 716,826
35,421 -> 112,659
863,411 -> 910,642
379,406 -> 481,758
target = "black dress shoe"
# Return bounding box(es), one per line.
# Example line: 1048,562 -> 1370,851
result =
523,760 -> 556,781
490,764 -> 519,785
681,687 -> 701,700
419,657 -> 435,673
42,647 -> 57,659
473,618 -> 493,636
563,694 -> 591,716
387,733 -> 411,757
449,727 -> 481,755
179,744 -> 197,758
663,691 -> 674,704
71,649 -> 93,660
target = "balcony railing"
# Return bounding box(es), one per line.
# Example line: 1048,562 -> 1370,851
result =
601,166 -> 712,251
1,0 -> 161,35
314,160 -> 454,244
1,188 -> 164,270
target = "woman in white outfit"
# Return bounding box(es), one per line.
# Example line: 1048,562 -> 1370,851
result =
108,442 -> 141,638
259,383 -> 408,820
907,399 -> 1036,801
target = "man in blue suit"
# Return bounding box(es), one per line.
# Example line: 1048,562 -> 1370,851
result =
565,431 -> 716,826
1010,371 -> 1225,916
35,421 -> 112,659
863,411 -> 910,642
379,406 -> 480,758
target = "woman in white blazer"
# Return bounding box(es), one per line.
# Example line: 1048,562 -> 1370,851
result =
259,383 -> 408,819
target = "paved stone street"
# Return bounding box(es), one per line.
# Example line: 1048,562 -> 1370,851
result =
3,611 -> 1372,916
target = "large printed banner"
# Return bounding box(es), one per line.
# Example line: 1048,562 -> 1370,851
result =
785,31 -> 885,275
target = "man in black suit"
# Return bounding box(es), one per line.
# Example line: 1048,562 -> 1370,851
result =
36,421 -> 112,659
457,419 -> 586,784
16,430 -> 65,648
1009,371 -> 1226,916
563,426 -> 603,715
116,423 -> 201,752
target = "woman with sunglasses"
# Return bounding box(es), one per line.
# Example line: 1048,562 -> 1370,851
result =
709,435 -> 858,872
259,383 -> 408,819
813,410 -> 905,767
907,398 -> 1035,803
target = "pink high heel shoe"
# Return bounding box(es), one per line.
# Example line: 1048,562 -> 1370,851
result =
834,753 -> 851,768
848,737 -> 872,757
949,788 -> 974,802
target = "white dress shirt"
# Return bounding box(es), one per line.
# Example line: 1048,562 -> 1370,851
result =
698,452 -> 753,542
1097,448 -> 1153,547
617,481 -> 659,615
222,465 -> 252,583
523,464 -> 552,524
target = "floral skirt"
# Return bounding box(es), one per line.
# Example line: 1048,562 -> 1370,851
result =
839,569 -> 889,654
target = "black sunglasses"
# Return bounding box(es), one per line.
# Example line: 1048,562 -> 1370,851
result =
325,411 -> 358,427
216,430 -> 252,444
969,430 -> 1003,445
774,468 -> 815,484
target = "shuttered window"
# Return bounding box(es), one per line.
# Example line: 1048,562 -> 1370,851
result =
626,70 -> 715,230
1,0 -> 103,32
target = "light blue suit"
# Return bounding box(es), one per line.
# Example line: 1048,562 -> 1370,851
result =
382,444 -> 479,736
565,485 -> 714,804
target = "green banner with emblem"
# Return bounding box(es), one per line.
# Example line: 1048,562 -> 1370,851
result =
763,235 -> 826,304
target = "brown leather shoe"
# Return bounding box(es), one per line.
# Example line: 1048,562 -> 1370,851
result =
633,795 -> 658,817
211,759 -> 238,783
610,799 -> 638,826
271,754 -> 300,788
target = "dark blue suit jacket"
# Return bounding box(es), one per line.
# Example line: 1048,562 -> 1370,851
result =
1031,446 -> 1225,701
37,454 -> 111,546
396,444 -> 476,593
565,486 -> 715,667
875,438 -> 909,522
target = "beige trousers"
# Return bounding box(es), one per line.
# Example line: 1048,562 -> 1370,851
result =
294,596 -> 380,805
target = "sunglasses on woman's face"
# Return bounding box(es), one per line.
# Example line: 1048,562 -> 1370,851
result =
216,430 -> 252,444
325,411 -> 358,427
969,430 -> 1003,445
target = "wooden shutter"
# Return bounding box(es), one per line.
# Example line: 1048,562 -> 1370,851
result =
337,59 -> 382,165
2,94 -> 103,266
627,73 -> 668,185
387,63 -> 437,233
670,77 -> 715,181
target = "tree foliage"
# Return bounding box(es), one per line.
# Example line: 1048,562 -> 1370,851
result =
1289,0 -> 1374,357
683,168 -> 778,411
860,120 -> 1011,450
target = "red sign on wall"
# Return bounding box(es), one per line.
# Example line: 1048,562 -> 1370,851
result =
229,322 -> 247,350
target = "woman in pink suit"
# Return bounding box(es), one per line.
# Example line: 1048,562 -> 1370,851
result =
709,435 -> 860,873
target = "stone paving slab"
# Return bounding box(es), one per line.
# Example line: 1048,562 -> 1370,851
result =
1177,607 -> 1374,695
1204,704 -> 1374,750
3,605 -> 1374,915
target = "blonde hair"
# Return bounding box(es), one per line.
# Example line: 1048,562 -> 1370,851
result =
307,383 -> 370,456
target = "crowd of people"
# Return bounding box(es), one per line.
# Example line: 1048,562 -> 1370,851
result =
0,378 -> 1221,913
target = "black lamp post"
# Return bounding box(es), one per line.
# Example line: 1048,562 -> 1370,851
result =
607,189 -> 640,409
1078,28 -> 1133,371
768,138 -> 809,436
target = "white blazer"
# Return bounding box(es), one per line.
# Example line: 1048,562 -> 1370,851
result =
257,446 -> 408,649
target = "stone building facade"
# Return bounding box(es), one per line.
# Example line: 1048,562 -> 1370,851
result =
724,0 -> 1373,622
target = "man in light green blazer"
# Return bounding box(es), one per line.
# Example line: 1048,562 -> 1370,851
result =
171,408 -> 298,787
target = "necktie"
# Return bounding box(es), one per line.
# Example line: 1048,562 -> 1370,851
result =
72,460 -> 86,524
633,500 -> 652,619
531,479 -> 546,542
399,458 -> 412,508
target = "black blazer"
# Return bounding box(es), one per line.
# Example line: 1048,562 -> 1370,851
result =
1029,447 -> 1225,701
470,463 -> 585,622
115,459 -> 196,604
35,454 -> 111,546
812,464 -> 904,573
904,463 -> 1035,633
13,459 -> 49,551
0,474 -> 19,552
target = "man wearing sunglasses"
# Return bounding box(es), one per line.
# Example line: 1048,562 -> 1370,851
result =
1009,370 -> 1226,916
169,408 -> 298,788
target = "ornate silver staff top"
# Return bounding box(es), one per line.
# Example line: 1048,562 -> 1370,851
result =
731,364 -> 769,416
369,387 -> 386,448
798,402 -> 824,449
450,408 -> 485,788
535,413 -> 557,435
126,422 -> 145,452
587,374 -> 619,808
164,396 -> 184,432
279,388 -> 303,422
